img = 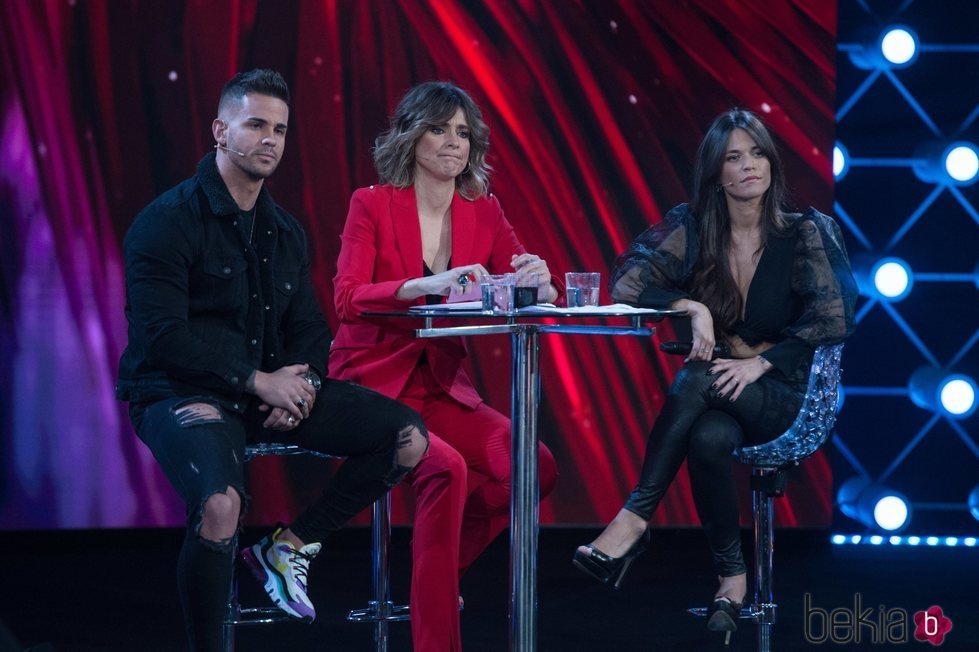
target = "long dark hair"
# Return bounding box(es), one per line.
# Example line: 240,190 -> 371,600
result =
372,81 -> 491,200
689,109 -> 790,332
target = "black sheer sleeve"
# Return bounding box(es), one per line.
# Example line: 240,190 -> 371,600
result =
760,210 -> 857,376
609,203 -> 699,308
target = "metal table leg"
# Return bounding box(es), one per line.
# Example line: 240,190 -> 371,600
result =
410,317 -> 660,651
509,325 -> 540,651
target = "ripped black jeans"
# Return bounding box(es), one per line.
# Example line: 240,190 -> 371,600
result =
624,361 -> 803,577
130,379 -> 426,651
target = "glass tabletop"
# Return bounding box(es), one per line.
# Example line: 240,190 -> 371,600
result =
363,302 -> 684,319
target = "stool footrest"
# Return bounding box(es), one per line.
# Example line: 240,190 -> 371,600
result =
686,605 -> 768,622
347,600 -> 411,623
230,606 -> 307,626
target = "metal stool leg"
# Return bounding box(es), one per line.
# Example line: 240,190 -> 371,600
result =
752,467 -> 780,652
222,537 -> 239,652
347,492 -> 410,652
688,467 -> 783,650
373,493 -> 392,651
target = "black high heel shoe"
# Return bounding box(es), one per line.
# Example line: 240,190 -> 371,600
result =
572,530 -> 650,590
706,596 -> 743,647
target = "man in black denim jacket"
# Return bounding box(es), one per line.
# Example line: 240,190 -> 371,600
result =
116,69 -> 428,651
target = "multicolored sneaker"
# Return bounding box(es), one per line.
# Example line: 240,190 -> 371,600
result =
241,527 -> 321,621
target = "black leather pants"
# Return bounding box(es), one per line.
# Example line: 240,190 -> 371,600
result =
624,361 -> 803,576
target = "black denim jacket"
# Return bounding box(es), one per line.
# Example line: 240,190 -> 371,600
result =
116,153 -> 331,411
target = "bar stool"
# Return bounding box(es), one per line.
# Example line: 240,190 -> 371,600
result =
688,344 -> 844,651
222,442 -> 409,652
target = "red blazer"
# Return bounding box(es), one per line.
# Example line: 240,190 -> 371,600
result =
330,185 -> 554,408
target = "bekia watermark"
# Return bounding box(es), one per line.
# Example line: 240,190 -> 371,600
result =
804,593 -> 953,645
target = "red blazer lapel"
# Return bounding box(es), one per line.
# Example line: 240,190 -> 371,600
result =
390,187 -> 423,278
390,187 -> 475,274
450,193 -> 475,266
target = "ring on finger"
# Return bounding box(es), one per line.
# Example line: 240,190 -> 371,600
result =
297,398 -> 307,408
287,416 -> 296,424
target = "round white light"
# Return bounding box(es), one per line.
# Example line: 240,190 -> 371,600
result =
833,145 -> 847,178
850,534 -> 862,544
944,145 -> 979,183
873,260 -> 911,298
970,485 -> 979,521
945,537 -> 959,546
907,536 -> 921,545
926,536 -> 939,546
940,377 -> 976,416
881,28 -> 916,65
873,495 -> 909,531
889,536 -> 902,545
964,537 -> 977,547
869,535 -> 884,545
831,534 -> 846,545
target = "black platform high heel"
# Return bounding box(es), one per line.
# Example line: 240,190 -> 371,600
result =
572,530 -> 650,590
706,596 -> 743,647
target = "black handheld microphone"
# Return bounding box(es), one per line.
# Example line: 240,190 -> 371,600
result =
214,143 -> 246,157
659,341 -> 731,357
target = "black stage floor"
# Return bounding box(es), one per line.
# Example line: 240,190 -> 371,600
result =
2,527 -> 976,651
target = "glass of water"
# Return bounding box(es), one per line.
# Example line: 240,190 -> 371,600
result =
481,274 -> 515,313
565,272 -> 600,307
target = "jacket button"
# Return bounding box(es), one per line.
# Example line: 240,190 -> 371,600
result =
284,282 -> 292,290
251,339 -> 257,345
230,376 -> 239,384
223,266 -> 231,274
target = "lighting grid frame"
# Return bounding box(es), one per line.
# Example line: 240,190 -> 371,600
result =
830,0 -> 979,545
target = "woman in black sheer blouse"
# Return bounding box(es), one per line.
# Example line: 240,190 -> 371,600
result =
572,109 -> 857,636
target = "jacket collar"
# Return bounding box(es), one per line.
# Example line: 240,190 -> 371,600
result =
389,185 -> 475,275
196,151 -> 277,220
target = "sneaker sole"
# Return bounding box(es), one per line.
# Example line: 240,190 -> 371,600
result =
240,546 -> 314,622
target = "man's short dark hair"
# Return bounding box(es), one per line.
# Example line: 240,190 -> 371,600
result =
218,69 -> 290,114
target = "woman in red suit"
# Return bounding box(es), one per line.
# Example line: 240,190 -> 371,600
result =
330,81 -> 560,651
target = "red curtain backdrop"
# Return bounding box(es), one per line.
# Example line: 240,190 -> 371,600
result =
0,0 -> 836,529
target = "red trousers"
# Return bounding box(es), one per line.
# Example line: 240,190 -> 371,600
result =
398,363 -> 558,651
